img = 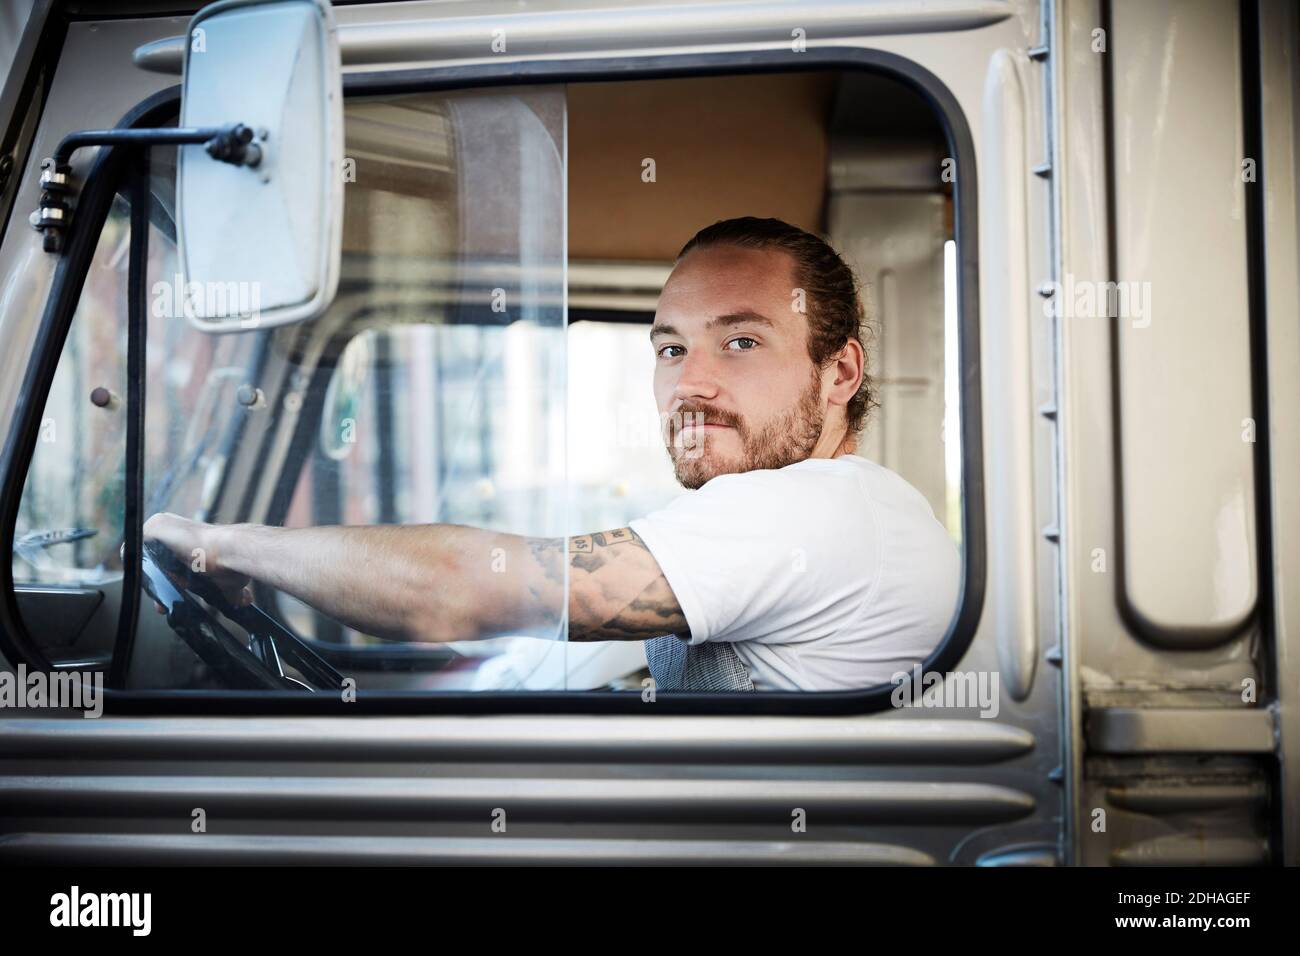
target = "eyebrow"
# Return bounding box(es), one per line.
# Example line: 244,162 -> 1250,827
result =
649,310 -> 776,340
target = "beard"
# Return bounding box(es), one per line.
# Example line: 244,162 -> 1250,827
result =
665,365 -> 826,489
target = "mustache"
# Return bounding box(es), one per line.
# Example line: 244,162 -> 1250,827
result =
663,404 -> 743,435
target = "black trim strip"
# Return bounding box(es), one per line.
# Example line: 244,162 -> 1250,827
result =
1239,0 -> 1280,865
1238,0 -> 1274,677
108,146 -> 150,688
1,47 -> 985,716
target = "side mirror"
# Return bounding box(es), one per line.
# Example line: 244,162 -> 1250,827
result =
177,0 -> 343,331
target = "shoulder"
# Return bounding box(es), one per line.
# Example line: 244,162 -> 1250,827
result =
808,456 -> 960,573
629,458 -> 894,579
826,455 -> 948,526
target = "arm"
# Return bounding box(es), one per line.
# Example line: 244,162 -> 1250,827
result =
564,528 -> 690,642
142,514 -> 688,644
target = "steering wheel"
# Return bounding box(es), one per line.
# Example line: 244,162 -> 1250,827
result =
141,540 -> 345,692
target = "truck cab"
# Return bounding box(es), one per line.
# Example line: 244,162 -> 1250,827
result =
0,0 -> 1295,868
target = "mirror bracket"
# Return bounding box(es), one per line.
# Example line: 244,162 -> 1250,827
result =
30,122 -> 258,253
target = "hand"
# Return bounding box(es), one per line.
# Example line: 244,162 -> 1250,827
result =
142,512 -> 254,611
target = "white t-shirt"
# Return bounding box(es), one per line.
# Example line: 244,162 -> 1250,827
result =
627,454 -> 961,691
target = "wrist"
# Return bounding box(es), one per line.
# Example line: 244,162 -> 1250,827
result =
210,522 -> 263,578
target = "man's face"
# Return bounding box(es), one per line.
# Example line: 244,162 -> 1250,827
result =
651,244 -> 827,489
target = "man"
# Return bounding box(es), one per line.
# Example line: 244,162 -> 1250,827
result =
144,217 -> 960,691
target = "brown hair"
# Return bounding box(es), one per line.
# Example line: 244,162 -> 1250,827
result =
676,216 -> 874,437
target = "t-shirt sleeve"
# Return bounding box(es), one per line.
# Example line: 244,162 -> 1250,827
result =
628,465 -> 879,647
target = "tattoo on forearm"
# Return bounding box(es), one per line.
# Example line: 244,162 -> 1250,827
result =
564,527 -> 690,642
568,527 -> 640,574
526,537 -> 566,589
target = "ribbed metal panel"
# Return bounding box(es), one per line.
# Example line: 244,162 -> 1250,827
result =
131,0 -> 1016,75
0,716 -> 1036,764
1086,708 -> 1275,754
0,775 -> 1036,824
0,833 -> 937,865
1111,836 -> 1270,867
0,715 -> 1045,863
1105,781 -> 1268,813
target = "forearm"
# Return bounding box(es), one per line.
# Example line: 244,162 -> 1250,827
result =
214,523 -> 564,643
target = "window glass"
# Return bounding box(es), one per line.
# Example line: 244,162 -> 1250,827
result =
14,199 -> 131,592
13,189 -> 193,668
130,88 -> 568,690
10,69 -> 969,696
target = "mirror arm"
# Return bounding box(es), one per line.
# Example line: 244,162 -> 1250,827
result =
31,122 -> 262,253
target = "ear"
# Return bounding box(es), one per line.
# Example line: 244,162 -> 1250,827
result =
824,338 -> 865,409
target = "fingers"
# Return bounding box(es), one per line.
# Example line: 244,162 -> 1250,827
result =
141,511 -> 174,542
143,512 -> 215,574
142,512 -> 190,552
142,513 -> 254,609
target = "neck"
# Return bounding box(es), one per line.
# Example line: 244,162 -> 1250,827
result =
811,423 -> 856,459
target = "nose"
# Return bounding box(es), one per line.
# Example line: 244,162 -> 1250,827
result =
671,348 -> 721,406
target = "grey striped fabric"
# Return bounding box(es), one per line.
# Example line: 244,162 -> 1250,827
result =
644,634 -> 755,691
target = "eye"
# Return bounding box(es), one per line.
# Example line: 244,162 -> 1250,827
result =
725,336 -> 758,351
656,344 -> 685,359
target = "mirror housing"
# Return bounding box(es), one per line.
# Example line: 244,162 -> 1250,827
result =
176,0 -> 343,331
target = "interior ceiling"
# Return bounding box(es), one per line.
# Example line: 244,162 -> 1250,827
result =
567,72 -> 838,262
